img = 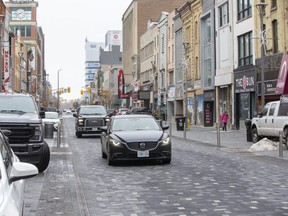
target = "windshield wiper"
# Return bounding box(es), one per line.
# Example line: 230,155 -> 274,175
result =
0,109 -> 26,114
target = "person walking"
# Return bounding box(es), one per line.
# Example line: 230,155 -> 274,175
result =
221,111 -> 229,131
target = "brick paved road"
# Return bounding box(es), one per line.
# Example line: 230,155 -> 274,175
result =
24,116 -> 288,216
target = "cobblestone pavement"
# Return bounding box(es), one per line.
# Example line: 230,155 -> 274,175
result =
23,116 -> 288,216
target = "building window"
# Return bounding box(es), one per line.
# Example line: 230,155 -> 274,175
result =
161,34 -> 164,53
272,20 -> 278,53
238,31 -> 253,67
203,15 -> 212,87
219,2 -> 229,27
271,0 -> 277,8
172,44 -> 174,63
13,25 -> 32,37
237,0 -> 252,21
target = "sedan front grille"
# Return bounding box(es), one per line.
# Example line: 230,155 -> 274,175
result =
127,142 -> 157,151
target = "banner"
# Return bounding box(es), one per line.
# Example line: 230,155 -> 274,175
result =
275,55 -> 288,94
118,69 -> 129,98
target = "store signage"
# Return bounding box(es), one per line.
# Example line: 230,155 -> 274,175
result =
275,55 -> 288,94
257,80 -> 277,95
234,70 -> 256,93
118,69 -> 129,99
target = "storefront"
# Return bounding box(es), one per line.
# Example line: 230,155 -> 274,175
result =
234,65 -> 257,130
203,90 -> 215,127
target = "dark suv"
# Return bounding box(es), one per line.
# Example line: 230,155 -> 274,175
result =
73,105 -> 107,138
0,93 -> 50,172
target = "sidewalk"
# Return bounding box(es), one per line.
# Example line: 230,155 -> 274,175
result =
167,121 -> 288,160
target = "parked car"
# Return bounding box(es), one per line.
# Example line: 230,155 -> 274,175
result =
126,107 -> 152,115
0,93 -> 50,172
107,109 -> 116,117
251,95 -> 288,147
0,129 -> 38,215
73,105 -> 108,138
42,111 -> 62,131
119,108 -> 129,115
100,114 -> 171,165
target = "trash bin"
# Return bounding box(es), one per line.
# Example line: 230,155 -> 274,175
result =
176,117 -> 186,131
44,123 -> 54,139
245,119 -> 252,142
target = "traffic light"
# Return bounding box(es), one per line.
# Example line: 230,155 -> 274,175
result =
67,87 -> 71,93
80,89 -> 84,95
87,86 -> 91,93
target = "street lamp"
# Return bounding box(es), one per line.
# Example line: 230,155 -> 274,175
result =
0,14 -> 5,93
18,51 -> 24,92
256,2 -> 268,109
183,42 -> 190,140
57,69 -> 62,111
151,61 -> 156,113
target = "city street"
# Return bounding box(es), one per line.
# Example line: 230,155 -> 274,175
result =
24,115 -> 288,216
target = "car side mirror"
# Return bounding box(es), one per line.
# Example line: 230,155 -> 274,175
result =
100,126 -> 108,133
39,111 -> 45,118
162,125 -> 169,131
73,113 -> 77,117
257,112 -> 263,118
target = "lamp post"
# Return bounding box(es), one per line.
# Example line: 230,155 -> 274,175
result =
0,14 -> 5,93
57,69 -> 62,111
18,51 -> 24,92
151,61 -> 156,113
183,42 -> 190,140
256,2 -> 267,109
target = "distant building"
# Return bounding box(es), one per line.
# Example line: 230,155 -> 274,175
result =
105,30 -> 122,52
6,0 -> 44,103
84,39 -> 104,87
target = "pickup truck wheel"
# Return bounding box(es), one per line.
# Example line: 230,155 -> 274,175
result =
252,128 -> 260,143
37,141 -> 50,172
284,128 -> 288,149
76,131 -> 82,138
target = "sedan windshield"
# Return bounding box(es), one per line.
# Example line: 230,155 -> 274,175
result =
112,117 -> 160,131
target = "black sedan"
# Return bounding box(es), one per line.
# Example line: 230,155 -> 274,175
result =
100,114 -> 171,165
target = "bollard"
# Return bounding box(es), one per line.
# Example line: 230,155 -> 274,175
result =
184,119 -> 187,140
57,122 -> 61,148
169,118 -> 172,137
217,122 -> 221,149
279,131 -> 283,158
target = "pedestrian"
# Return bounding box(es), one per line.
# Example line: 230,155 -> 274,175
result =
221,111 -> 229,131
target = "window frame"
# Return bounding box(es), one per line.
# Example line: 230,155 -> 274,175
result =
219,2 -> 229,27
237,0 -> 252,21
238,31 -> 253,67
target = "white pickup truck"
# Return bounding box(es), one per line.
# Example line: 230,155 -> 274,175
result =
251,96 -> 288,148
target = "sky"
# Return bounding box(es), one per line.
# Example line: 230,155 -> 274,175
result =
36,0 -> 132,100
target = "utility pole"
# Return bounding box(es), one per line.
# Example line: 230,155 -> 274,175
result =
183,42 -> 190,140
256,2 -> 268,109
0,15 -> 5,93
151,61 -> 156,113
57,69 -> 62,111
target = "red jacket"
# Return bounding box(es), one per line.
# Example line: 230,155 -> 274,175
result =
221,113 -> 228,123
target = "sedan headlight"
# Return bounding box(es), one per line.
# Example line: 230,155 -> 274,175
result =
110,139 -> 121,146
159,137 -> 170,145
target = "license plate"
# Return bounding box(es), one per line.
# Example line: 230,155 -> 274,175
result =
137,150 -> 149,157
